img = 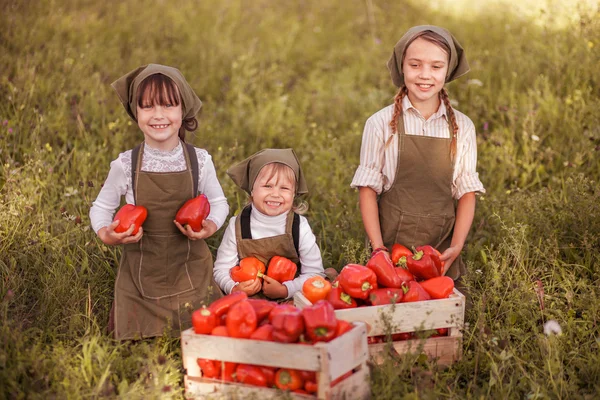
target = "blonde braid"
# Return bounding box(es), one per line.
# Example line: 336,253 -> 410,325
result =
440,88 -> 459,160
386,86 -> 408,148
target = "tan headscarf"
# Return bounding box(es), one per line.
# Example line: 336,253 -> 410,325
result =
111,64 -> 202,122
227,148 -> 308,195
387,25 -> 470,88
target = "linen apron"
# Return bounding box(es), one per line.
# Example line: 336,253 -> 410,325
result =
235,205 -> 301,300
113,143 -> 221,340
378,116 -> 466,280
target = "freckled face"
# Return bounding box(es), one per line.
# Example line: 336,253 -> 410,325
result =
402,37 -> 449,111
251,164 -> 296,217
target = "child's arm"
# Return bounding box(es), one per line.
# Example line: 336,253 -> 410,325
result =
358,187 -> 386,251
439,192 -> 476,273
278,217 -> 326,300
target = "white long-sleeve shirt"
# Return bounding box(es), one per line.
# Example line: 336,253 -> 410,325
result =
351,96 -> 485,199
89,142 -> 229,233
213,207 -> 325,299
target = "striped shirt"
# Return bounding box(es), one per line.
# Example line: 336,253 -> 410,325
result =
351,96 -> 485,199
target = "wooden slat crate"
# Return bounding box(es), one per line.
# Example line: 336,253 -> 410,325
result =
294,289 -> 465,365
181,322 -> 371,399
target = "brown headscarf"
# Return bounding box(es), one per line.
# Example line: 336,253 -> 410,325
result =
387,25 -> 470,87
111,64 -> 202,122
227,148 -> 308,195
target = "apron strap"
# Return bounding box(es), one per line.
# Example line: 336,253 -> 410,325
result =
292,213 -> 300,258
131,143 -> 142,203
184,143 -> 199,196
240,204 -> 300,257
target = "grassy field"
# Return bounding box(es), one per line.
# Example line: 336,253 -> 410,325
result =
1,0 -> 599,398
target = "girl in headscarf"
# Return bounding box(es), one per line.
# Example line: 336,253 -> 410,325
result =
90,64 -> 228,339
351,26 -> 485,281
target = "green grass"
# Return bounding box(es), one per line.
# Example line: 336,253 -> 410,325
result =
1,0 -> 599,398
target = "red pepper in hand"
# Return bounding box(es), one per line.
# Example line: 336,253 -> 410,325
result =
401,281 -> 431,302
247,299 -> 275,323
366,251 -> 402,288
416,245 -> 445,275
197,358 -> 221,379
226,300 -> 257,338
208,292 -> 247,318
271,308 -> 305,343
235,364 -> 267,387
249,324 -> 274,341
338,264 -> 377,300
302,300 -> 338,342
231,257 -> 266,283
335,320 -> 353,338
175,194 -> 210,232
406,248 -> 441,280
192,306 -> 217,335
302,276 -> 332,304
275,368 -> 304,391
326,281 -> 357,309
391,244 -> 413,267
267,256 -> 297,283
394,266 -> 414,285
113,204 -> 147,235
368,288 -> 404,305
420,276 -> 454,299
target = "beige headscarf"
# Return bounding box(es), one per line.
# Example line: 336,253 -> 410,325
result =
111,64 -> 202,122
227,148 -> 308,195
387,25 -> 470,87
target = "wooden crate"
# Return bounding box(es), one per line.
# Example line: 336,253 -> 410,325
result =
181,322 -> 371,399
294,289 -> 465,365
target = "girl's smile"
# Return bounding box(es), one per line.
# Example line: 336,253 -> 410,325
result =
137,103 -> 183,151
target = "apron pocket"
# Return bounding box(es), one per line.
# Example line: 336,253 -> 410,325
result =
394,212 -> 453,249
138,234 -> 195,299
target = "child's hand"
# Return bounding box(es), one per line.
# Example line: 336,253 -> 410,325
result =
232,279 -> 262,296
262,276 -> 288,299
98,220 -> 144,246
174,219 -> 217,240
439,245 -> 462,275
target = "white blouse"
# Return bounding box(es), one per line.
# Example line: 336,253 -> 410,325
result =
213,206 -> 326,299
89,142 -> 229,233
351,96 -> 485,199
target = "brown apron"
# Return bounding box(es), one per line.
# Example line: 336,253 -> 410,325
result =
378,115 -> 466,279
113,143 -> 222,340
235,205 -> 300,299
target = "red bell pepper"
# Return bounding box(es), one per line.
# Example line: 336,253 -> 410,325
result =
391,243 -> 413,267
235,364 -> 267,387
113,204 -> 147,235
302,300 -> 338,342
211,325 -> 229,336
368,288 -> 404,305
191,306 -> 217,335
271,308 -> 305,343
221,362 -> 237,382
267,256 -> 297,283
249,324 -> 274,341
366,251 -> 402,288
305,380 -> 318,394
275,368 -> 304,391
175,194 -> 210,232
335,320 -> 353,338
420,276 -> 454,299
268,304 -> 297,322
416,245 -> 445,275
406,248 -> 441,280
260,366 -> 276,387
401,281 -> 431,302
391,332 -> 414,341
338,264 -> 377,300
299,371 -> 317,393
247,298 -> 275,323
394,266 -> 415,285
230,257 -> 266,283
197,358 -> 220,379
326,281 -> 357,309
226,300 -> 257,338
302,276 -> 332,304
208,291 -> 247,318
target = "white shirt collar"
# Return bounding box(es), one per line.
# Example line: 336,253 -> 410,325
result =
401,95 -> 447,120
251,205 -> 289,225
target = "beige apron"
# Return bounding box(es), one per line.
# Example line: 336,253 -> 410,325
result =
378,116 -> 466,280
235,205 -> 300,300
113,143 -> 222,340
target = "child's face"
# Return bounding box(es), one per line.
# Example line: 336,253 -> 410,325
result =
251,164 -> 296,217
402,37 -> 449,110
136,88 -> 183,151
